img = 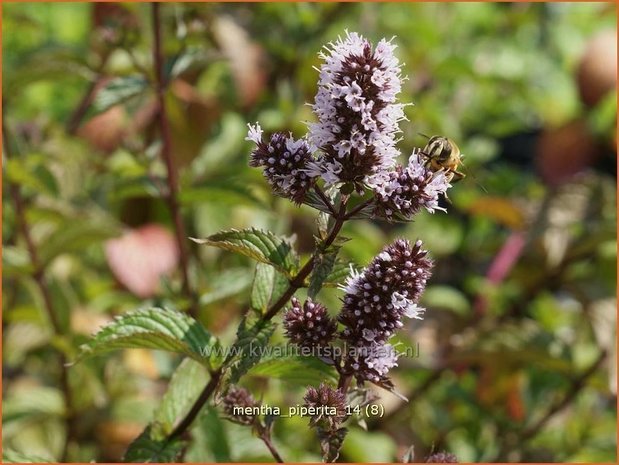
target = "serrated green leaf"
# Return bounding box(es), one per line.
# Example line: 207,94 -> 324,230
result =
94,76 -> 148,114
250,263 -> 275,313
228,317 -> 276,384
247,354 -> 337,385
123,426 -> 186,463
191,228 -> 299,277
75,307 -> 221,370
308,245 -> 340,298
152,358 -> 209,437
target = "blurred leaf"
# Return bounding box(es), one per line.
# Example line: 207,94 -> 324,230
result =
179,184 -> 263,208
308,245 -> 340,298
5,158 -> 58,196
123,426 -> 185,463
340,428 -> 396,462
152,358 -> 209,437
464,196 -> 526,229
75,307 -> 221,370
186,406 -> 232,462
200,267 -> 253,306
191,228 -> 299,278
94,76 -> 148,114
39,219 -> 122,266
2,246 -> 34,277
3,449 -> 53,463
247,354 -> 337,385
421,285 -> 471,315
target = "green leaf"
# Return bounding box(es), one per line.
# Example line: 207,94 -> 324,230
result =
308,245 -> 340,298
5,158 -> 59,196
322,260 -> 357,288
123,426 -> 186,463
186,406 -> 231,462
75,307 -> 221,370
247,354 -> 337,385
250,263 -> 275,313
228,317 -> 276,385
94,76 -> 148,114
191,228 -> 299,277
39,219 -> 122,266
152,358 -> 209,437
421,285 -> 471,316
200,268 -> 253,306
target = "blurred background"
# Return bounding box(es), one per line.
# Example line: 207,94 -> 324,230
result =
2,2 -> 616,463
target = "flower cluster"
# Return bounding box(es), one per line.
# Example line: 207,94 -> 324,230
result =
283,297 -> 337,349
373,152 -> 452,220
338,238 -> 432,382
307,31 -> 406,190
303,383 -> 347,430
222,386 -> 258,426
246,124 -> 315,204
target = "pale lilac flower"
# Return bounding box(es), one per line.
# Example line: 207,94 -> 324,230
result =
308,32 -> 406,190
372,152 -> 452,221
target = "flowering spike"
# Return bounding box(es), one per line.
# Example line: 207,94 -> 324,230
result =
337,238 -> 432,382
308,32 -> 406,189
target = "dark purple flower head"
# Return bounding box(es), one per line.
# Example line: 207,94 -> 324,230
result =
222,386 -> 258,426
307,32 -> 405,190
303,382 -> 347,430
246,123 -> 315,204
373,153 -> 452,221
427,452 -> 458,463
283,297 -> 337,349
338,238 -> 432,345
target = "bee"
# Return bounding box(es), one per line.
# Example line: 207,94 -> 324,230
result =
419,135 -> 466,184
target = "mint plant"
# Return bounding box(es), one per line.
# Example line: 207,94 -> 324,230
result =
76,31 -> 454,462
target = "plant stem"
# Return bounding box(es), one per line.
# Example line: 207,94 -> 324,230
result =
314,185 -> 337,216
151,3 -> 198,318
260,433 -> 285,463
167,197 -> 349,442
3,122 -> 76,462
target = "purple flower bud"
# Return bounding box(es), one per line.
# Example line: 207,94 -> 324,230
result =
308,32 -> 406,190
222,386 -> 259,426
345,342 -> 400,383
247,123 -> 315,204
303,382 -> 347,430
372,153 -> 452,221
283,297 -> 337,349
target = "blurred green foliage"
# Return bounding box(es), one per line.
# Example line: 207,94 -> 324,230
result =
2,2 -> 616,463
